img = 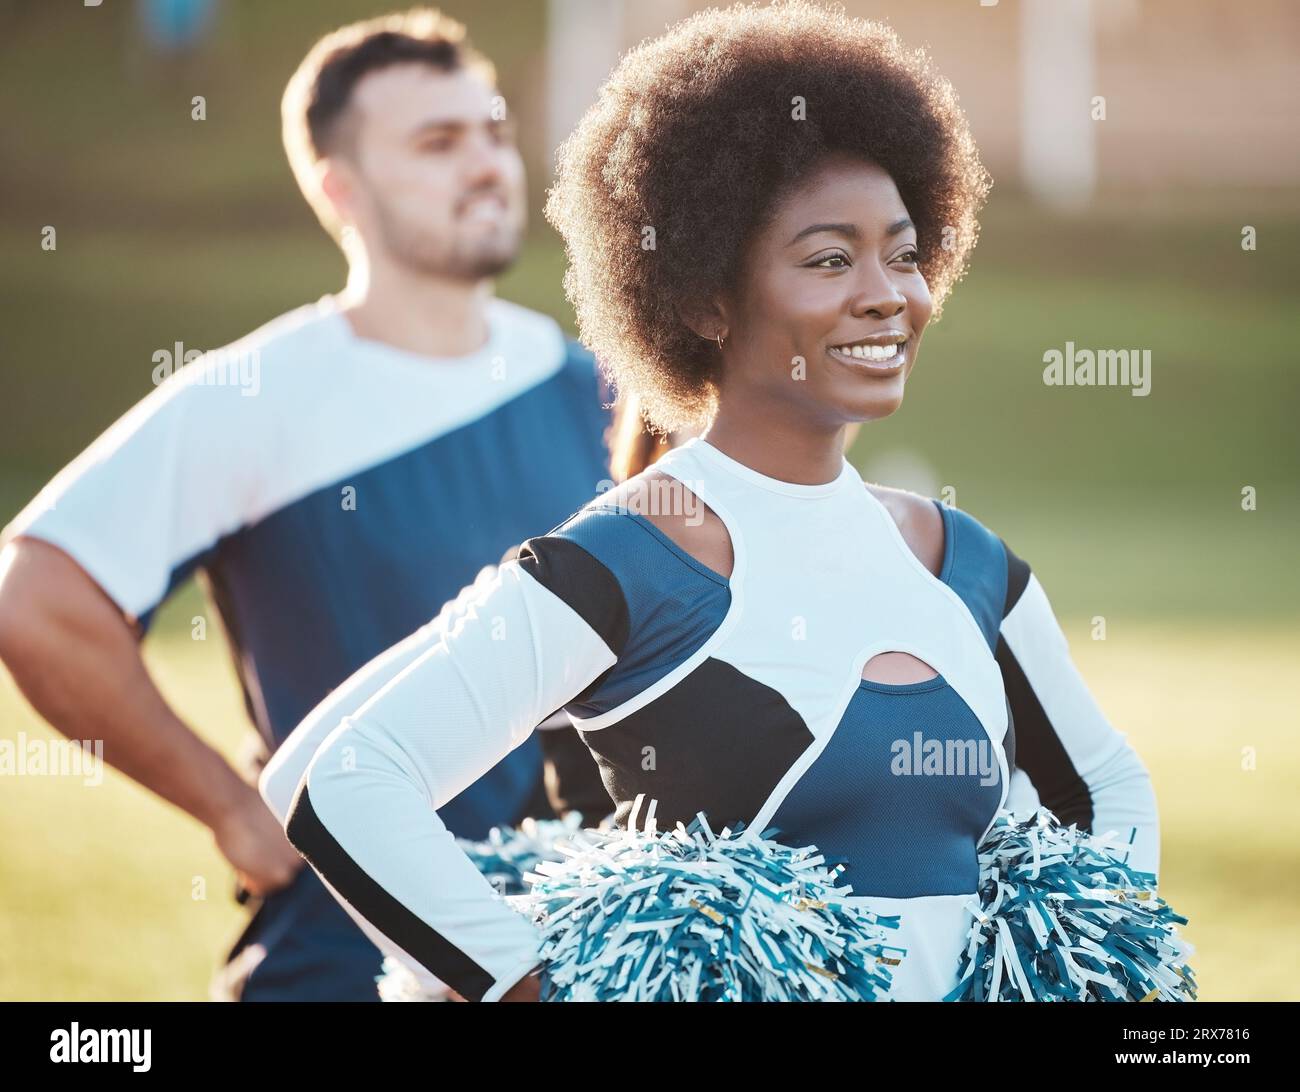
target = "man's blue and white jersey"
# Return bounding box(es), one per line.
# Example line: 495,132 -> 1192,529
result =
3,294 -> 614,999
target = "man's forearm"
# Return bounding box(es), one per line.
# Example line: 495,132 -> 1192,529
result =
0,538 -> 247,828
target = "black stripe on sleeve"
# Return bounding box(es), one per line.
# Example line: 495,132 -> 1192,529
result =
1001,537 -> 1032,617
515,535 -> 629,705
515,536 -> 630,657
994,541 -> 1094,832
285,783 -> 496,1002
994,636 -> 1094,831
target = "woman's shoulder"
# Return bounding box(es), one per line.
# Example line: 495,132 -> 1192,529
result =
864,482 -> 945,578
512,471 -> 731,644
555,470 -> 734,582
516,472 -> 731,715
864,482 -> 1017,572
864,482 -> 1027,646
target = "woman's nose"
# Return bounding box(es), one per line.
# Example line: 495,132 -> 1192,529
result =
850,267 -> 908,319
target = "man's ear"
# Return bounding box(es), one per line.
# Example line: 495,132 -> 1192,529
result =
318,159 -> 356,229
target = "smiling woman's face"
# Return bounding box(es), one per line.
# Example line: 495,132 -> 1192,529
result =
718,154 -> 934,429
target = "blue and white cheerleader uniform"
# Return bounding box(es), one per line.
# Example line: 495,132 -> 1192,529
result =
273,435 -> 1160,1001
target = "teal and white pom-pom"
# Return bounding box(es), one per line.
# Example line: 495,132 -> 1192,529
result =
514,795 -> 902,1002
947,808 -> 1196,1002
455,812 -> 587,896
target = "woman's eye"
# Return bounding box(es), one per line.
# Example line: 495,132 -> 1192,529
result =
895,248 -> 921,265
811,252 -> 850,269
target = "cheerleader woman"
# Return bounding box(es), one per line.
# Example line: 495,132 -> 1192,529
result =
266,1 -> 1160,1002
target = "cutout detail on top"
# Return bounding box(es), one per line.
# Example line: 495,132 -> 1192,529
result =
862,651 -> 939,685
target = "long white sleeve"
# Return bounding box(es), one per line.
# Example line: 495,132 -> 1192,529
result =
998,571 -> 1161,878
259,563 -> 510,1000
280,540 -> 622,1001
259,563 -> 502,826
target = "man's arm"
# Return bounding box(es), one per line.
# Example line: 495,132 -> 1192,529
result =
0,536 -> 302,895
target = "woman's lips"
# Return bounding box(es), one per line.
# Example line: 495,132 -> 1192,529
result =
826,340 -> 907,373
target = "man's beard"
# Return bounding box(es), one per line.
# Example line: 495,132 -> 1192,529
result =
372,194 -> 522,280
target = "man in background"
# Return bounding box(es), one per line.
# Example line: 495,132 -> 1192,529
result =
0,8 -> 609,1001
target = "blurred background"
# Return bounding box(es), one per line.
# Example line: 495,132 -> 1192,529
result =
0,0 -> 1296,1000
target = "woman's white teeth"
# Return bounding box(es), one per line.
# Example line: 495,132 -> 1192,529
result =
836,342 -> 902,361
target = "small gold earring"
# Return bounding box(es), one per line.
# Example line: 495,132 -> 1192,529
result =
716,332 -> 725,349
